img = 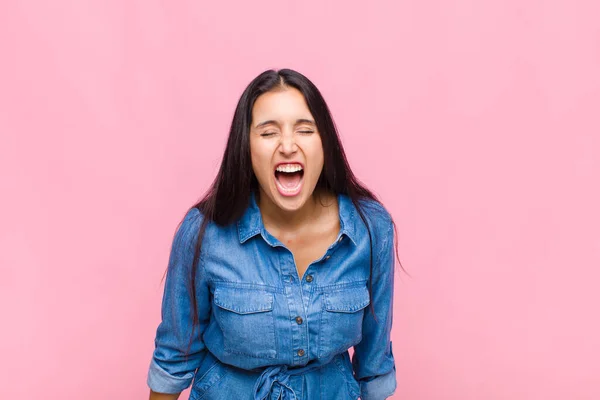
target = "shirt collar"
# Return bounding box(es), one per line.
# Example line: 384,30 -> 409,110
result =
237,191 -> 359,246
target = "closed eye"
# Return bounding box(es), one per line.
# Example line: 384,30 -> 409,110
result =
299,130 -> 314,134
260,132 -> 277,137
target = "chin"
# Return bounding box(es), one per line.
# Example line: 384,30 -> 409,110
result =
271,190 -> 308,211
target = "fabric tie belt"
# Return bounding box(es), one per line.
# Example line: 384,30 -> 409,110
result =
253,362 -> 324,400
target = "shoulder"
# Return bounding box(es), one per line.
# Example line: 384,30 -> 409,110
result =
179,207 -> 204,234
355,197 -> 396,269
172,207 -> 206,252
355,197 -> 394,234
166,207 -> 214,276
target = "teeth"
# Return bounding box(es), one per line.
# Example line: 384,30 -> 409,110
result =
276,164 -> 303,173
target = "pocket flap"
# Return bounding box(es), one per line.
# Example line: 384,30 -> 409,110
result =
325,285 -> 370,313
214,287 -> 274,314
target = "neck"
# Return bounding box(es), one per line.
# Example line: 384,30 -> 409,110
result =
257,188 -> 330,232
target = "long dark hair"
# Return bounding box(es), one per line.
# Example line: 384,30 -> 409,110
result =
172,68 -> 404,354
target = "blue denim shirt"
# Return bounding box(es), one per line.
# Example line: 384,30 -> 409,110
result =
147,192 -> 396,399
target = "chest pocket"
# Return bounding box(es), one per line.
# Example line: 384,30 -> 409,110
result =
319,285 -> 370,359
213,286 -> 277,359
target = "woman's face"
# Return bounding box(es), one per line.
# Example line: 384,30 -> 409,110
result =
249,87 -> 324,213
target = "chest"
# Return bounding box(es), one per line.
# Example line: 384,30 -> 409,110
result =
202,223 -> 372,366
204,213 -> 369,286
274,218 -> 340,280
205,242 -> 371,367
285,232 -> 338,279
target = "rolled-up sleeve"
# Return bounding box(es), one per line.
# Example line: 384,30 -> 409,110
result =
352,221 -> 397,400
147,209 -> 210,394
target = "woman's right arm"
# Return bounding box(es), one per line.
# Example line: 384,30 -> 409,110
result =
149,390 -> 180,400
147,209 -> 211,396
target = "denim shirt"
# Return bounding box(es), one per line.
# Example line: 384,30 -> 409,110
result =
147,192 -> 396,399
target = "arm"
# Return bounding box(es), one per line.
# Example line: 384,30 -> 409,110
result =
147,209 -> 210,396
352,221 -> 397,400
149,391 -> 180,400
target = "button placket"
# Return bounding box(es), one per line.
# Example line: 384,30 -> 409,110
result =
279,251 -> 310,366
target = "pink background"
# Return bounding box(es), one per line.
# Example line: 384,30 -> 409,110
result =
1,0 -> 599,399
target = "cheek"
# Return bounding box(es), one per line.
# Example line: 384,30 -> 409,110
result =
308,138 -> 325,169
250,143 -> 272,179
250,156 -> 266,179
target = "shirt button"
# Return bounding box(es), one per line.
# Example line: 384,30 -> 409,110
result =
297,349 -> 305,357
325,255 -> 331,261
295,316 -> 303,325
305,274 -> 313,283
338,236 -> 343,243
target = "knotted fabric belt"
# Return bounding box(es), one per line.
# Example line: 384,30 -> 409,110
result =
252,362 -> 324,400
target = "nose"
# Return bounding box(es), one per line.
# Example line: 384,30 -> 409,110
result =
278,130 -> 297,155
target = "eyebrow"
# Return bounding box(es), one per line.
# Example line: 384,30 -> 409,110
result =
254,119 -> 316,129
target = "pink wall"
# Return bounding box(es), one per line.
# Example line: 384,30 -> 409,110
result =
1,0 -> 599,398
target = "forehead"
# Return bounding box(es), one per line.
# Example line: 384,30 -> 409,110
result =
251,87 -> 313,122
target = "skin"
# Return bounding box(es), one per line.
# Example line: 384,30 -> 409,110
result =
149,392 -> 179,400
249,86 -> 340,278
149,87 -> 340,399
249,86 -> 324,221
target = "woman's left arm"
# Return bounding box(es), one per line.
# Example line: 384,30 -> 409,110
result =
352,221 -> 397,400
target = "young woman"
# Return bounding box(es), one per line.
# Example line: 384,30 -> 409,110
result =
147,69 -> 399,400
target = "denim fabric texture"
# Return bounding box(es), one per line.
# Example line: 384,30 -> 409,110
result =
148,192 -> 396,399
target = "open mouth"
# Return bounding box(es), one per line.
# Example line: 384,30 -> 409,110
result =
274,163 -> 304,196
